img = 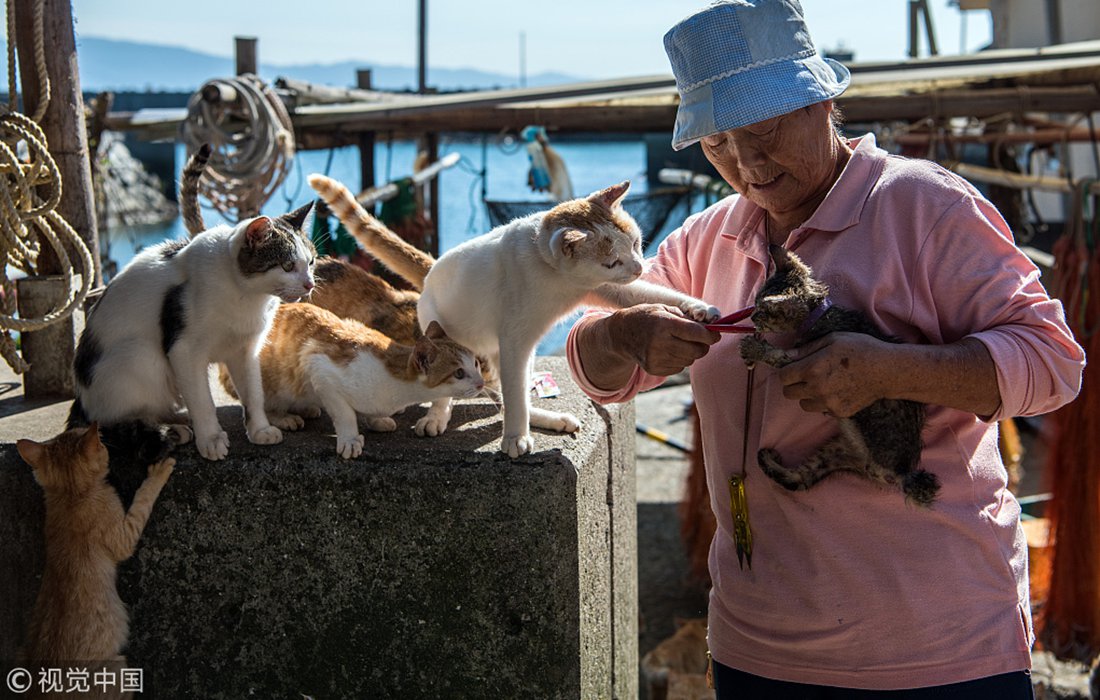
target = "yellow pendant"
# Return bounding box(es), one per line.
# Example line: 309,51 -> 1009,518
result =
729,474 -> 753,570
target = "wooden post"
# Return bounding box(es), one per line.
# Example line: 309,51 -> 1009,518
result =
235,36 -> 258,76
417,0 -> 440,256
357,69 -> 376,194
14,0 -> 101,398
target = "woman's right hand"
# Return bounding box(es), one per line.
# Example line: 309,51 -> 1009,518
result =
607,303 -> 722,377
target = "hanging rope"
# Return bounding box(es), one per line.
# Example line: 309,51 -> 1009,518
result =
0,0 -> 95,374
180,74 -> 295,220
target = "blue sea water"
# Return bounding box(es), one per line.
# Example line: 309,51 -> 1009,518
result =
107,137 -> 697,353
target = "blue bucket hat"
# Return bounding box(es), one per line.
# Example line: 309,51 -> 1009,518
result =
663,0 -> 850,151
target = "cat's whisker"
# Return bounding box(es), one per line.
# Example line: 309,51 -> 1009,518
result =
481,387 -> 504,410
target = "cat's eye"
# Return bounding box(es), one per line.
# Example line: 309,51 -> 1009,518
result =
282,261 -> 295,272
603,260 -> 622,269
308,257 -> 316,267
454,369 -> 466,380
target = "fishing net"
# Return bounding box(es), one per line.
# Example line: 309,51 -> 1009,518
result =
1039,178 -> 1100,662
484,186 -> 693,250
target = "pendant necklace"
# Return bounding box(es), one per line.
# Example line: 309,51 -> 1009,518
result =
730,215 -> 771,570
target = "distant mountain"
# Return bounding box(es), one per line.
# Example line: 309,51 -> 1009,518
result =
64,36 -> 583,92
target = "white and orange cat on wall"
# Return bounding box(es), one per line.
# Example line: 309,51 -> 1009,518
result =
311,174 -> 719,457
256,303 -> 485,459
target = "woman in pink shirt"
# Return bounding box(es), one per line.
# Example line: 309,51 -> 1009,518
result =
567,1 -> 1085,698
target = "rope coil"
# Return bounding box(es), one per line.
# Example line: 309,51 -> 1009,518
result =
180,74 -> 296,220
0,0 -> 95,374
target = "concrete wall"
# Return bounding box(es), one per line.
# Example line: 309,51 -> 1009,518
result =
0,357 -> 637,699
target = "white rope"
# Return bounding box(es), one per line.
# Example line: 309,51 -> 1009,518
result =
0,0 -> 94,374
180,74 -> 295,220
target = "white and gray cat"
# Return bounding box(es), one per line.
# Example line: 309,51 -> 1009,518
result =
68,145 -> 318,461
310,174 -> 719,457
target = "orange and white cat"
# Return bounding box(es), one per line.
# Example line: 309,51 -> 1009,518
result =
309,174 -> 719,457
258,303 -> 485,458
16,425 -> 173,665
308,257 -> 421,345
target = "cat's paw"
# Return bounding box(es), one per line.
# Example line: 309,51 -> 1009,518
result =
681,300 -> 721,323
248,425 -> 284,445
415,414 -> 449,437
501,433 -> 535,458
196,431 -> 230,461
530,410 -> 581,434
336,433 -> 365,459
301,405 -> 323,419
757,448 -> 802,491
739,335 -> 767,365
168,424 -> 193,445
367,416 -> 397,432
148,457 -> 175,482
271,413 -> 305,431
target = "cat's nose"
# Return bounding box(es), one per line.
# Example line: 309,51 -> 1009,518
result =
303,281 -> 315,292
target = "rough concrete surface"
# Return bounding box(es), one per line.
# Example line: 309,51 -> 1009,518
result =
0,356 -> 637,700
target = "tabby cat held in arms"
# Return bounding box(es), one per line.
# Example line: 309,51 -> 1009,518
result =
17,426 -> 173,665
739,244 -> 938,507
310,174 -> 720,457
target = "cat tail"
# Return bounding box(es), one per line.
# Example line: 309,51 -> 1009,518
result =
903,469 -> 940,508
180,143 -> 212,237
308,173 -> 434,290
66,399 -> 175,463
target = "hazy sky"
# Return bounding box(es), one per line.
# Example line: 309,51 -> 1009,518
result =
70,1 -> 993,80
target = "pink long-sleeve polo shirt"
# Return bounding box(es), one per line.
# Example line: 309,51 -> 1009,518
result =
567,134 -> 1085,689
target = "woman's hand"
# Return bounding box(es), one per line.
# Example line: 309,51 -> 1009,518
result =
574,304 -> 721,392
777,332 -> 892,417
778,332 -> 1001,418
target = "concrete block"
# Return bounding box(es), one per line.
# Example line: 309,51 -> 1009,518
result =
0,357 -> 637,699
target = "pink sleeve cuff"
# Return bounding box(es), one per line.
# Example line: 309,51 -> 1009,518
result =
565,311 -> 667,405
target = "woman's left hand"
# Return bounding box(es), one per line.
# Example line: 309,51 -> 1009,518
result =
776,332 -> 894,417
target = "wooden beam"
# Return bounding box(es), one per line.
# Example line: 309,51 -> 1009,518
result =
838,84 -> 1100,122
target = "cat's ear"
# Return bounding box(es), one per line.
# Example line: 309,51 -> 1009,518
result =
413,335 -> 439,373
768,244 -> 794,272
588,181 -> 630,210
245,217 -> 274,248
78,422 -> 103,455
280,201 -> 316,234
552,228 -> 588,258
15,438 -> 44,467
424,320 -> 447,340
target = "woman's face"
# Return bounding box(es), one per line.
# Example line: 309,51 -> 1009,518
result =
700,102 -> 842,223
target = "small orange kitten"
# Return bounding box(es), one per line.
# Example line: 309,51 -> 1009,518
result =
16,425 -> 173,665
259,303 -> 486,458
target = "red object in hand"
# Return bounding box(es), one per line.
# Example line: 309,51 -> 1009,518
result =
704,305 -> 755,333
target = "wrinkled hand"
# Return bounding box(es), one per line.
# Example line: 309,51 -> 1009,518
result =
609,304 -> 721,377
777,332 -> 895,417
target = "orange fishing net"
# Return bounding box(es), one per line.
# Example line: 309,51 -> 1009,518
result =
1039,180 -> 1100,662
